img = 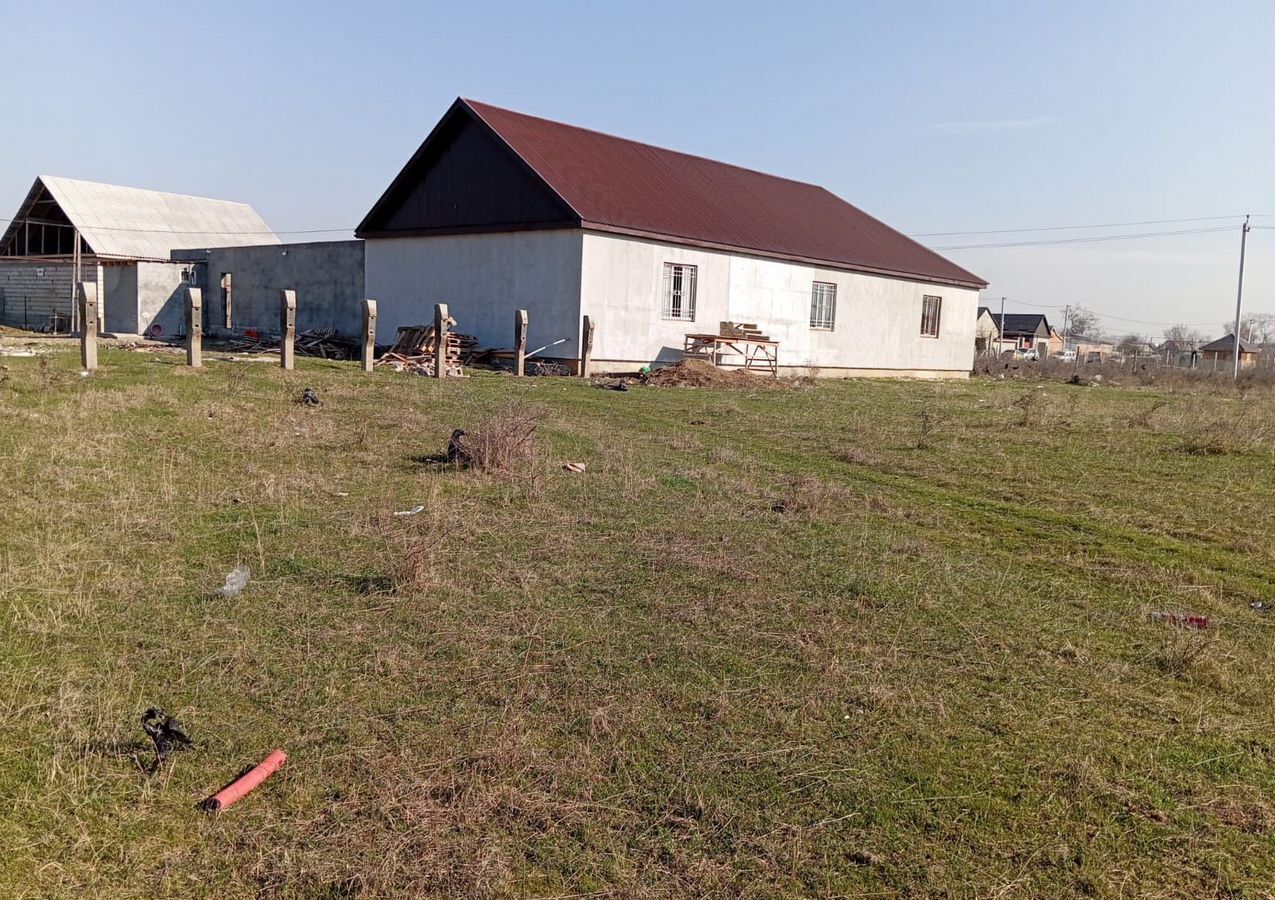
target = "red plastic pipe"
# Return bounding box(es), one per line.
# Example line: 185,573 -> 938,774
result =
203,749 -> 287,812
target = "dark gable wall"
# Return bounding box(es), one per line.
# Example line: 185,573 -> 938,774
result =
366,112 -> 577,235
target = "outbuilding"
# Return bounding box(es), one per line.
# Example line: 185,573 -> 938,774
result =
0,176 -> 277,336
359,99 -> 987,377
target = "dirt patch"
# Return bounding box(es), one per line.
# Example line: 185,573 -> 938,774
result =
646,359 -> 788,388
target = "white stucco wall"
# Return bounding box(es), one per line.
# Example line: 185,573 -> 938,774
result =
364,230 -> 583,355
579,232 -> 978,375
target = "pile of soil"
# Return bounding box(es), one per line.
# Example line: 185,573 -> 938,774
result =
645,359 -> 781,388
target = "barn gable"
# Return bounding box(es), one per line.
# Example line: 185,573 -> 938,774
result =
356,101 -> 579,237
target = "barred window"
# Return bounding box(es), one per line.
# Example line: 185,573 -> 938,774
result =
810,282 -> 836,330
661,263 -> 697,321
920,295 -> 942,337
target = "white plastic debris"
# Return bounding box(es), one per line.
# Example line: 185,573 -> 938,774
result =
393,505 -> 425,517
215,565 -> 251,599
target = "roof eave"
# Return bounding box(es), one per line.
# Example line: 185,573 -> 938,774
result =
582,222 -> 989,290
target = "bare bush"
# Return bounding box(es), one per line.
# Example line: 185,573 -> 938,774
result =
450,405 -> 542,472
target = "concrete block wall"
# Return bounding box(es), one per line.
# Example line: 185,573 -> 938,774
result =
171,240 -> 365,338
0,260 -> 102,331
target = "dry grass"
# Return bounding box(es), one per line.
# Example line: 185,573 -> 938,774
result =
0,347 -> 1272,897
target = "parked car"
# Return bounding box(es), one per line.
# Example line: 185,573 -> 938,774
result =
1057,349 -> 1077,362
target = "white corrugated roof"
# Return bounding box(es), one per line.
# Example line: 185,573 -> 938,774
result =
4,175 -> 279,260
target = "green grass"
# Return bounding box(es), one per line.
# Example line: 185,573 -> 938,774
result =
0,345 -> 1272,898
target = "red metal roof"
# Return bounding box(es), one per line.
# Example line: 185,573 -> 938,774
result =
463,99 -> 986,288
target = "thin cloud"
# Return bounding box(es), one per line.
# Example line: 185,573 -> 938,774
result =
928,116 -> 1057,133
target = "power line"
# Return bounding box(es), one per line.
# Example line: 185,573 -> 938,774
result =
932,225 -> 1240,251
913,214 -> 1249,238
984,297 -> 1229,329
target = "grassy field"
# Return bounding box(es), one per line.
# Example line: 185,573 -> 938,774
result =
1,342 -> 1272,898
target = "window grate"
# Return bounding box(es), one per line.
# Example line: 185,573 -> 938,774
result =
661,263 -> 697,320
920,295 -> 942,337
810,282 -> 836,330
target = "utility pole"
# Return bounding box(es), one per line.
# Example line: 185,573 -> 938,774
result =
999,296 -> 1006,355
1232,215 -> 1250,380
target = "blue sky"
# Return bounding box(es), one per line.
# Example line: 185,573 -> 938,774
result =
2,0 -> 1271,337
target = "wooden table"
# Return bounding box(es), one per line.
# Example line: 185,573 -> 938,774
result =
683,333 -> 779,376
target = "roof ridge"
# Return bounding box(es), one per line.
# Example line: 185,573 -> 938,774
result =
460,98 -> 831,193
38,174 -> 257,209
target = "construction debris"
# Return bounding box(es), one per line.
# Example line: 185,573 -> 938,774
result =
299,388 -> 322,407
201,749 -> 288,813
393,504 -> 425,517
562,462 -> 587,473
1151,611 -> 1210,629
375,323 -> 475,377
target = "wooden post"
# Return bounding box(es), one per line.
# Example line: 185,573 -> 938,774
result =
186,287 -> 203,368
279,290 -> 296,370
514,308 -> 528,377
433,303 -> 449,379
220,273 -> 233,330
361,298 -> 377,373
78,282 -> 98,371
580,315 -> 595,378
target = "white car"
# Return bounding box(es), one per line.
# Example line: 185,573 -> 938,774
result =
1057,350 -> 1077,362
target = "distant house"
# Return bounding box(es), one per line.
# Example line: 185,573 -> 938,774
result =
987,312 -> 1054,356
975,307 -> 1001,356
1199,334 -> 1260,369
0,175 -> 278,335
1067,333 -> 1115,360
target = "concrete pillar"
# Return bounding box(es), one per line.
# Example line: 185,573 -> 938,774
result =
186,287 -> 203,368
580,315 -> 595,378
78,282 -> 98,371
361,299 -> 377,373
433,303 -> 449,379
220,273 -> 233,329
279,290 -> 296,371
514,308 -> 528,377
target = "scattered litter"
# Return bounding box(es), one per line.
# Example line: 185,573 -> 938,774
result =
594,379 -> 631,391
562,462 -> 587,473
79,370 -> 91,378
849,850 -> 882,867
1151,611 -> 1209,629
689,419 -> 706,426
141,707 -> 194,768
215,565 -> 251,599
1251,601 -> 1268,613
201,749 -> 287,813
299,388 -> 322,407
335,491 -> 349,498
394,504 -> 425,517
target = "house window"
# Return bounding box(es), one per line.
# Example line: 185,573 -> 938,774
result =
661,263 -> 697,321
810,282 -> 836,330
920,295 -> 942,338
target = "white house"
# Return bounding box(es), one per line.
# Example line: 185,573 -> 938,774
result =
359,99 -> 987,377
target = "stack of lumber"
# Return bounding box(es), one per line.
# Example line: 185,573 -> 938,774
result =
296,328 -> 357,360
719,321 -> 772,341
375,323 -> 469,377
